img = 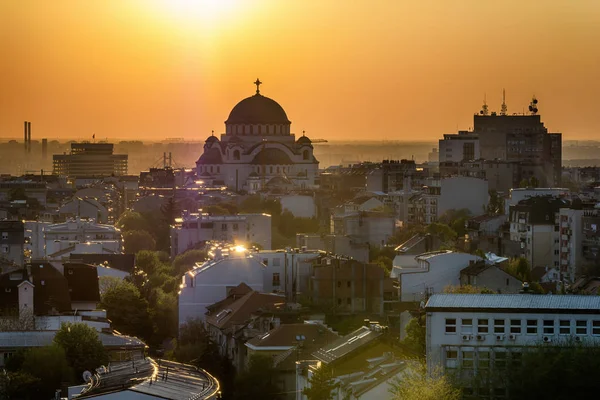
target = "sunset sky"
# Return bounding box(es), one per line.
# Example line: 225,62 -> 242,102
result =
1,0 -> 599,141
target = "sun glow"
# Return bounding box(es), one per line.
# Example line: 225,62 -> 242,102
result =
153,0 -> 242,24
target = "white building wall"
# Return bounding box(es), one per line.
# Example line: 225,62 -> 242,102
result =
439,137 -> 480,163
427,309 -> 600,376
439,177 -> 489,217
178,256 -> 266,327
398,252 -> 482,302
559,208 -> 583,282
280,195 -> 316,218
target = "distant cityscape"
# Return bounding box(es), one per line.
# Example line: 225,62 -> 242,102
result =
3,82 -> 600,400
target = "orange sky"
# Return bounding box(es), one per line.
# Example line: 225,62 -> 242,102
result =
1,0 -> 600,141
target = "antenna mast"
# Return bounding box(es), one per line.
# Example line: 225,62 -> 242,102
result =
480,93 -> 489,116
500,89 -> 507,116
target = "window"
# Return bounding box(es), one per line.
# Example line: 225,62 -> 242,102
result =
510,351 -> 522,368
303,150 -> 309,160
337,281 -> 341,288
462,351 -> 474,369
446,349 -> 458,369
272,258 -> 281,267
232,223 -> 239,231
576,320 -> 587,335
478,319 -> 489,334
593,321 -> 600,336
543,320 -> 555,335
221,223 -> 227,230
347,281 -> 351,288
478,350 -> 490,369
272,273 -> 280,287
262,259 -> 268,266
461,318 -> 473,334
510,319 -> 521,334
337,298 -> 342,305
494,351 -> 507,369
1,245 -> 8,253
445,318 -> 457,334
527,319 -> 538,334
200,222 -> 214,229
1,232 -> 7,240
347,298 -> 351,305
494,319 -> 505,334
559,320 -> 571,335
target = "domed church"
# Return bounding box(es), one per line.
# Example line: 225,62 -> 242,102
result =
196,79 -> 319,193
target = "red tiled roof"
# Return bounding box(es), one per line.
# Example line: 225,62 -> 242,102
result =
205,291 -> 285,330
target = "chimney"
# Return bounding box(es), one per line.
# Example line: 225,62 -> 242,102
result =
24,121 -> 28,151
42,138 -> 48,159
27,122 -> 31,153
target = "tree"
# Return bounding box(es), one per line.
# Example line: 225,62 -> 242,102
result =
149,288 -> 178,345
172,249 -> 208,276
161,196 -> 179,226
98,276 -> 123,296
486,190 -> 505,216
234,355 -> 281,400
505,345 -> 600,400
0,371 -> 41,400
403,315 -> 426,357
8,187 -> 27,201
54,323 -> 109,379
123,230 -> 156,254
303,364 -> 338,400
389,361 -> 461,400
505,257 -> 531,282
20,345 -> 73,398
116,210 -> 148,232
99,280 -> 152,341
426,223 -> 457,244
135,250 -> 164,276
374,255 -> 393,276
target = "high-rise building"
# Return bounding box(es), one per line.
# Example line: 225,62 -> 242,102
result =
438,96 -> 562,187
52,142 -> 127,178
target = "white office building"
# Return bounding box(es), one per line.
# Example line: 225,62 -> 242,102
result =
25,218 -> 122,260
170,212 -> 271,257
425,294 -> 600,397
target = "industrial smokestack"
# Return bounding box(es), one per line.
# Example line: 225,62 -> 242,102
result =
27,122 -> 31,153
24,121 -> 28,151
42,138 -> 48,159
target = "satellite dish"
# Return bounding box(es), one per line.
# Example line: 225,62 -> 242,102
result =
83,370 -> 93,382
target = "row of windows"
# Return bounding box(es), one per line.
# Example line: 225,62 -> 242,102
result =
446,348 -> 521,371
445,318 -> 600,336
228,124 -> 288,135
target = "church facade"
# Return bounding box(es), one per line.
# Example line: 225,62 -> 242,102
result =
196,80 -> 319,193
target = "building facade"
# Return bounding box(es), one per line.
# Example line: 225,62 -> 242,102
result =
196,80 -> 319,192
425,294 -> 600,398
170,212 -> 272,257
53,142 -> 128,178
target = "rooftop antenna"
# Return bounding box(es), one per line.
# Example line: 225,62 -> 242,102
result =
500,89 -> 507,116
528,95 -> 539,115
480,93 -> 489,115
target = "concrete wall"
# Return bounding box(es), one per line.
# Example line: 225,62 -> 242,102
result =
439,177 -> 489,217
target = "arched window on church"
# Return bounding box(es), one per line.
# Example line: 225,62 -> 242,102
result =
258,125 -> 262,134
233,150 -> 240,160
270,166 -> 273,174
250,125 -> 254,135
277,167 -> 280,173
303,150 -> 309,160
210,166 -> 213,173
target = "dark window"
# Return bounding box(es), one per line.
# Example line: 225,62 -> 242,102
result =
445,318 -> 457,333
272,273 -> 280,287
543,320 -> 555,335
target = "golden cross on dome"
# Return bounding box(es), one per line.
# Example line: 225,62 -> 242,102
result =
254,78 -> 262,94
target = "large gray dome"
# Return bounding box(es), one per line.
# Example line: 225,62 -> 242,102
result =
225,94 -> 291,125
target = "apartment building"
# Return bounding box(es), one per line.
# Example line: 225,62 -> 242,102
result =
425,294 -> 600,398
